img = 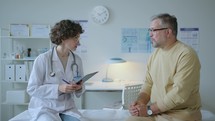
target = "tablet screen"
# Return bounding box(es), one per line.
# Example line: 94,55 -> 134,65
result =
74,71 -> 98,84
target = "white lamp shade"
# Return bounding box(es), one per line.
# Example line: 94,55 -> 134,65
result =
107,58 -> 126,64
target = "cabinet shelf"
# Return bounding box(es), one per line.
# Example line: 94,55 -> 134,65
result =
1,57 -> 36,61
2,102 -> 29,105
1,80 -> 28,83
0,36 -> 49,39
1,27 -> 51,120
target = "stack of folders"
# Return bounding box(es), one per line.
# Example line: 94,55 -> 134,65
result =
5,61 -> 33,82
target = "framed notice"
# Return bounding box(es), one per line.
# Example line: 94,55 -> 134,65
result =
10,24 -> 29,37
30,24 -> 50,37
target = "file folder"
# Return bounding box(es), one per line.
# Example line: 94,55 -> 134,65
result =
5,64 -> 15,81
16,64 -> 26,81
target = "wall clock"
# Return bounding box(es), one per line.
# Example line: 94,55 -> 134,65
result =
91,6 -> 110,24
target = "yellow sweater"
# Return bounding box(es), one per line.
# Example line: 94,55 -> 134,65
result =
141,41 -> 202,120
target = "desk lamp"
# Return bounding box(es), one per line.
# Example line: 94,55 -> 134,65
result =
102,57 -> 126,82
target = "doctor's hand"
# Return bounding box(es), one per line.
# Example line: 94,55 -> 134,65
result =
58,83 -> 82,94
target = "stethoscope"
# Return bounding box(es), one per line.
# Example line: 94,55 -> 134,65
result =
49,46 -> 79,78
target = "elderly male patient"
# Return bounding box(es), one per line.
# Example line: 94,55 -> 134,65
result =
126,13 -> 202,121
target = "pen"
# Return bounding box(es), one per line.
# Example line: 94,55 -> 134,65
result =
62,79 -> 70,84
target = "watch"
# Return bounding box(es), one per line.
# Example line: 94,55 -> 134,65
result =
91,5 -> 110,24
147,105 -> 153,116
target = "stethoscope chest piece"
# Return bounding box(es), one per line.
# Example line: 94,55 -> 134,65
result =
50,72 -> 55,77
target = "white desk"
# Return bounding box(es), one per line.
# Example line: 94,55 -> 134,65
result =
80,81 -> 142,109
85,80 -> 142,91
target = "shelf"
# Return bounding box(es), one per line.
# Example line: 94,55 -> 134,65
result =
2,102 -> 29,105
0,36 -> 49,39
1,57 -> 36,61
1,80 -> 28,83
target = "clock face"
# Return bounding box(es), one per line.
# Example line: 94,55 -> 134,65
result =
91,6 -> 109,24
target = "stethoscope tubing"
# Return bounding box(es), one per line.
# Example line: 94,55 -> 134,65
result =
49,46 -> 78,77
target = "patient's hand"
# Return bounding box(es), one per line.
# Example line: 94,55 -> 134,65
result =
128,102 -> 139,116
129,102 -> 148,117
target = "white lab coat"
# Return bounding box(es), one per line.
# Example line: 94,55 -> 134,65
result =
27,47 -> 87,121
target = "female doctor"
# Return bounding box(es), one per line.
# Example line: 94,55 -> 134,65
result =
27,19 -> 88,121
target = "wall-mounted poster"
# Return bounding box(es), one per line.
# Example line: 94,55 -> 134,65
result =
180,28 -> 199,53
121,28 -> 152,53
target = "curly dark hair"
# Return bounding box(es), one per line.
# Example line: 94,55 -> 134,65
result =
50,19 -> 84,45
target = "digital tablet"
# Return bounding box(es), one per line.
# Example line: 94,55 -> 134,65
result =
74,71 -> 98,84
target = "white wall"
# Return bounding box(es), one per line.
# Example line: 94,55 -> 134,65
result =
0,0 -> 215,114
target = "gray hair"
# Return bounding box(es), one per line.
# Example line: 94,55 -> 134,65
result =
151,13 -> 178,36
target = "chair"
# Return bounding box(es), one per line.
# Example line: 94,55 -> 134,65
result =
122,84 -> 142,109
103,83 -> 142,110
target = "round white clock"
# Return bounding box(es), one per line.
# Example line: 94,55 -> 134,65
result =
91,6 -> 110,24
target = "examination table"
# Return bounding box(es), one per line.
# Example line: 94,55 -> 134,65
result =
9,109 -> 215,121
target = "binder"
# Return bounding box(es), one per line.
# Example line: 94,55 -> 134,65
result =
5,64 -> 15,81
15,64 -> 26,81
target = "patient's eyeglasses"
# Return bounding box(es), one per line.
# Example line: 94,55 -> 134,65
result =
148,28 -> 168,33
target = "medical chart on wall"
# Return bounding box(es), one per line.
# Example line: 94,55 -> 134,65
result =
76,20 -> 88,53
78,20 -> 88,39
180,28 -> 199,53
121,28 -> 152,53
